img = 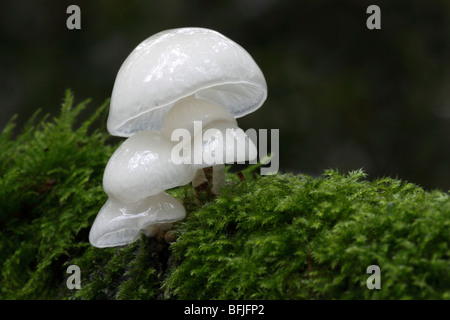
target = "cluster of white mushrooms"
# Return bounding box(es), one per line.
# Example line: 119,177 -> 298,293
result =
89,27 -> 267,248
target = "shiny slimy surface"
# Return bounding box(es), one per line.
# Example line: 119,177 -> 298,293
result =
89,192 -> 185,248
103,129 -> 196,203
160,96 -> 257,168
195,120 -> 258,168
107,27 -> 267,137
161,96 -> 237,139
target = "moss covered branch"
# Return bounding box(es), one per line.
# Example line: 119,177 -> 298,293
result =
0,92 -> 449,299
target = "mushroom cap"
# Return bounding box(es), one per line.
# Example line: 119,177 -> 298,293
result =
197,120 -> 258,168
161,96 -> 257,168
89,192 -> 185,248
161,96 -> 237,139
103,129 -> 196,203
107,27 -> 267,137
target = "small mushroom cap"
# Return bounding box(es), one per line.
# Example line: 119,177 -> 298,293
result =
161,96 -> 237,139
89,192 -> 185,248
103,129 -> 196,203
196,120 -> 258,168
108,27 -> 267,137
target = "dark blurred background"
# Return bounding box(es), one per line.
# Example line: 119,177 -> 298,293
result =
0,0 -> 449,190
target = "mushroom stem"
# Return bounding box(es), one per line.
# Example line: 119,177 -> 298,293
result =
211,164 -> 225,195
191,168 -> 208,188
192,166 -> 224,198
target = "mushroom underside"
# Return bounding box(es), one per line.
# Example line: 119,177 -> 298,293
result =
89,192 -> 185,248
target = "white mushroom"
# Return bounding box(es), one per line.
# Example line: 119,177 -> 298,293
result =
90,27 -> 268,247
89,130 -> 196,248
107,27 -> 267,137
107,27 -> 266,194
103,129 -> 195,203
161,96 -> 257,193
89,192 -> 185,248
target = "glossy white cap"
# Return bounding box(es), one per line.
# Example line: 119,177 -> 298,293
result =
161,96 -> 237,139
89,192 -> 185,248
108,27 -> 267,137
161,97 -> 258,168
103,129 -> 196,203
198,120 -> 258,168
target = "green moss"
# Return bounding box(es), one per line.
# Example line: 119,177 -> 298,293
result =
165,170 -> 450,299
0,92 -> 449,300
